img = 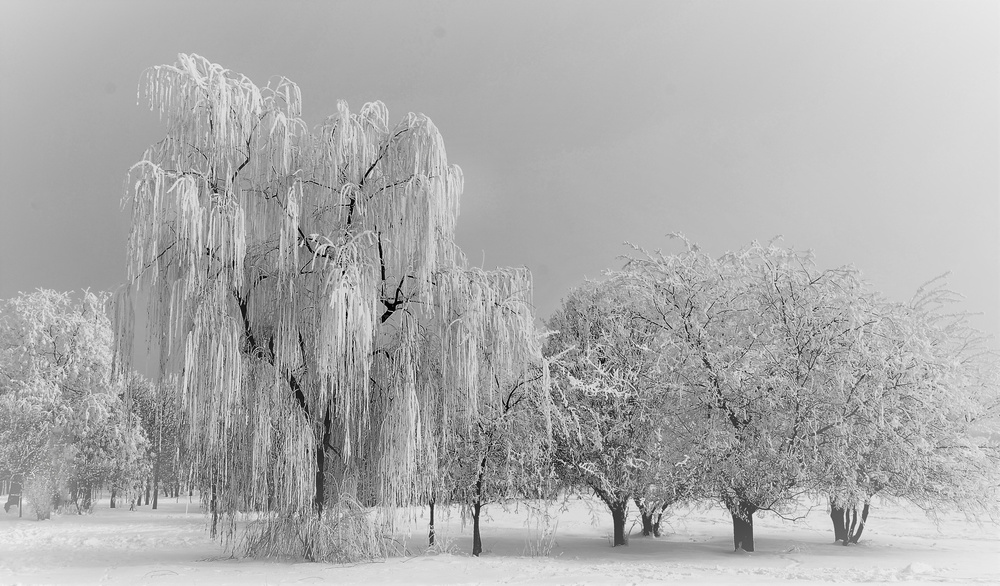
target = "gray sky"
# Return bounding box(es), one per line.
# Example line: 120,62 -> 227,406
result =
1,0 -> 997,339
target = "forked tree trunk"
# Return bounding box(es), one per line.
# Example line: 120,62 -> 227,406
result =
636,499 -> 670,537
830,500 -> 871,544
640,511 -> 655,537
428,498 -> 436,547
472,501 -> 483,556
846,503 -> 870,544
728,501 -> 759,552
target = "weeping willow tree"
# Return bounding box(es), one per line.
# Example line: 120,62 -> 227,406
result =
114,54 -> 538,559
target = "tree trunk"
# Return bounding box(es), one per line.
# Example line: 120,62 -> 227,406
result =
210,483 -> 219,539
152,458 -> 160,510
472,501 -> 483,556
143,478 -> 150,506
610,503 -> 628,546
728,501 -> 758,552
315,408 -> 332,519
830,501 -> 848,542
428,498 -> 436,547
640,510 -> 654,536
4,475 -> 22,514
81,484 -> 92,513
846,502 -> 870,544
110,489 -> 116,509
636,499 -> 668,538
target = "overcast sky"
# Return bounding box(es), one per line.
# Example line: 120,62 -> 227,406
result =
1,0 -> 997,339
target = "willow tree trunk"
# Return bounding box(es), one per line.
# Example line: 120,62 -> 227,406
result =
315,408 -> 332,519
428,498 -> 436,547
728,501 -> 759,552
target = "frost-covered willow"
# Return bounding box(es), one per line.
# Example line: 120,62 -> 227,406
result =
115,54 -> 538,549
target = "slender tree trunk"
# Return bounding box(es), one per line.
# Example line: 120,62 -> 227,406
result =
143,478 -> 150,506
152,458 -> 160,510
81,484 -> 92,513
472,501 -> 483,556
728,501 -> 759,552
4,475 -> 22,515
210,483 -> 219,539
428,497 -> 436,547
110,489 -> 116,509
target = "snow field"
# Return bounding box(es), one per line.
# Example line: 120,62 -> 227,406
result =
1,494 -> 998,585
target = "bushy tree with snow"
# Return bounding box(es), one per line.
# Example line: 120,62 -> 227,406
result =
115,54 -> 538,560
546,274 -> 697,546
813,278 -> 1000,544
0,290 -> 147,518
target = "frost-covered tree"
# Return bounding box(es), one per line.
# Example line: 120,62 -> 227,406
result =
442,362 -> 552,556
546,274 -> 695,547
0,290 -> 143,518
816,278 -> 1000,544
115,54 -> 538,559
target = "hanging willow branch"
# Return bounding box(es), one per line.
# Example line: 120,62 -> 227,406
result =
116,54 -> 540,550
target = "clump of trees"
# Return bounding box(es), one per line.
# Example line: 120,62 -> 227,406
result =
545,238 -> 999,551
0,290 -> 149,519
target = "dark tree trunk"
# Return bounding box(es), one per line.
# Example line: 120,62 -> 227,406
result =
636,499 -> 669,537
846,502 -> 870,544
315,408 -> 332,519
428,498 -> 436,547
610,503 -> 628,546
640,511 -> 654,537
830,502 -> 848,542
472,501 -> 483,556
110,489 -> 116,509
728,501 -> 759,552
143,478 -> 151,506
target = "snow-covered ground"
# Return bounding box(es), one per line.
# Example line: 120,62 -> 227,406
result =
1,493 -> 998,585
